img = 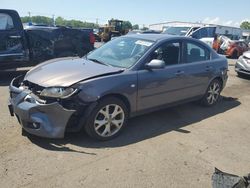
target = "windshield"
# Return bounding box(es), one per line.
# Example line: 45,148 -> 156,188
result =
162,27 -> 190,36
87,37 -> 154,68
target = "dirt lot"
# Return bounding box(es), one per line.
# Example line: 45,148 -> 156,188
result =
0,59 -> 249,188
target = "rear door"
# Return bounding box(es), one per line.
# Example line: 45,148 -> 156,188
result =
0,10 -> 28,64
180,40 -> 214,97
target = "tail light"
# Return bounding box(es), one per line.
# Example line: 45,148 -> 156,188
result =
89,32 -> 95,45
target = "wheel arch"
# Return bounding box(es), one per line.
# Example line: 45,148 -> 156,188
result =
206,76 -> 223,92
99,93 -> 131,114
212,76 -> 223,86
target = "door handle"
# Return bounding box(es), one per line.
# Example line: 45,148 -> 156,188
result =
9,35 -> 21,39
175,70 -> 184,76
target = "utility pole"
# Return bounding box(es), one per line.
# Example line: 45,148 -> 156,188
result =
52,14 -> 55,26
28,11 -> 31,23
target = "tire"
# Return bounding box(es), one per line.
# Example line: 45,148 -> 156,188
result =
84,97 -> 129,141
21,128 -> 29,136
232,50 -> 238,59
200,79 -> 222,107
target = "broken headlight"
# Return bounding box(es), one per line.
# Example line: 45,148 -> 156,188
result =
40,87 -> 77,99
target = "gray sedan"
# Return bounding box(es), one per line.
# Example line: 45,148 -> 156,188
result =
235,51 -> 250,76
8,34 -> 228,140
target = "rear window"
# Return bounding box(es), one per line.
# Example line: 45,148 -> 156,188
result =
186,42 -> 210,63
0,13 -> 14,30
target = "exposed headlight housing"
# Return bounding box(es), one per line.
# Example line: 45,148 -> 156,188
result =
40,87 -> 77,99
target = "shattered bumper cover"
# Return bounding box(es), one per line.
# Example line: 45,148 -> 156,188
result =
8,76 -> 75,138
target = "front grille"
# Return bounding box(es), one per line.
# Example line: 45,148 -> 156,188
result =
22,80 -> 44,96
22,80 -> 53,103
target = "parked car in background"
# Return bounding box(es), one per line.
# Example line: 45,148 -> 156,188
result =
8,34 -> 228,140
224,41 -> 249,58
0,9 -> 95,69
127,30 -> 161,35
161,23 -> 242,40
161,22 -> 243,52
235,50 -> 250,76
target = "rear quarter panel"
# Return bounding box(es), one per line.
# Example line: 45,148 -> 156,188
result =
208,54 -> 228,89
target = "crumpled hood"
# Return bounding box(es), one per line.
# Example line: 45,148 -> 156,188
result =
24,57 -> 123,87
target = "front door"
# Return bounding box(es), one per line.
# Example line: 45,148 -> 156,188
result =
0,11 -> 28,64
137,41 -> 188,111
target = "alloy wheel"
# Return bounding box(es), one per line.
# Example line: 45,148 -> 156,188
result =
94,104 -> 125,137
207,82 -> 221,105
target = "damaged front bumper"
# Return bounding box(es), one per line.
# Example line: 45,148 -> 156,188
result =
235,57 -> 250,75
8,76 -> 75,138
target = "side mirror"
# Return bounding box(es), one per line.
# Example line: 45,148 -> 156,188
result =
145,59 -> 165,69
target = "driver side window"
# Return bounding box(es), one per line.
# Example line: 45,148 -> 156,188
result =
150,42 -> 180,66
0,13 -> 14,30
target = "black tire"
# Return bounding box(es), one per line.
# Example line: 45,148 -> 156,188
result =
200,79 -> 222,107
21,128 -> 29,136
232,50 -> 238,59
84,97 -> 129,141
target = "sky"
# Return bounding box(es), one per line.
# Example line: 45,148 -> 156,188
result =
1,0 -> 250,27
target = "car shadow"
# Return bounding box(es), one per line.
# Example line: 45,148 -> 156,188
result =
28,96 -> 241,152
0,70 -> 28,86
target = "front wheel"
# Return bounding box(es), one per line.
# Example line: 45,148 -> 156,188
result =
201,79 -> 222,106
84,97 -> 128,141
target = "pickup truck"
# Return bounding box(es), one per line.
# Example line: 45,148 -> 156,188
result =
0,9 -> 95,69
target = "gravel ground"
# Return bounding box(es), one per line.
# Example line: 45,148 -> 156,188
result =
0,59 -> 250,188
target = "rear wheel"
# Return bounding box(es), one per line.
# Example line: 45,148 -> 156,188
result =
201,79 -> 222,106
84,97 -> 128,141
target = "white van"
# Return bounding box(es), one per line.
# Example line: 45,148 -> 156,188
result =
162,24 -> 242,47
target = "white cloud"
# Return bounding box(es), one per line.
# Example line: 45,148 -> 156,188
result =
233,22 -> 240,27
202,17 -> 250,27
223,20 -> 233,26
203,17 -> 220,24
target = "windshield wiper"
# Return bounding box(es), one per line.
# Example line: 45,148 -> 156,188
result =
87,58 -> 110,67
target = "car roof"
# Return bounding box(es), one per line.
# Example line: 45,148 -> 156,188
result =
123,34 -> 188,42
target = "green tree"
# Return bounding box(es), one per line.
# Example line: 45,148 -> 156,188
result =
55,16 -> 65,26
240,21 -> 250,30
32,16 -> 53,25
21,16 -> 31,23
132,24 -> 139,30
122,21 -> 132,30
21,16 -> 52,25
21,15 -> 99,28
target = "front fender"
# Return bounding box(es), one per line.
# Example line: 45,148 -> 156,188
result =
75,71 -> 138,114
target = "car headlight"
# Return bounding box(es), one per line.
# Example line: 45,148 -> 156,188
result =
40,87 -> 77,98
